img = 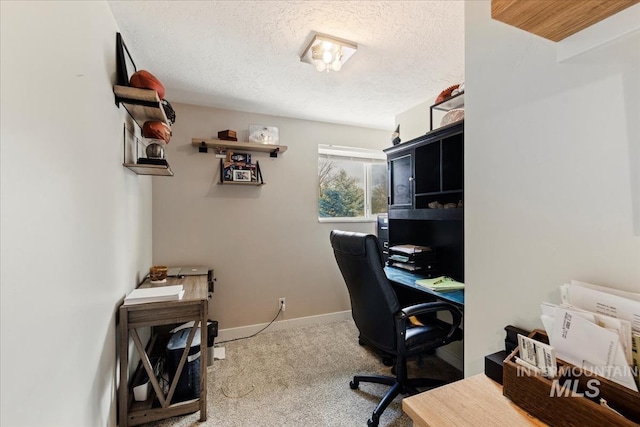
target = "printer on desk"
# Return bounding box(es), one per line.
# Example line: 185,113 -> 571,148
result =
167,266 -> 215,296
167,266 -> 210,277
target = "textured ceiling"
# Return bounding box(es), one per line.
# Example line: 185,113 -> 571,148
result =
108,1 -> 464,131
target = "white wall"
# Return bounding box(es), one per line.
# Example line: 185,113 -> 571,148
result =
464,1 -> 640,375
0,2 -> 152,426
152,103 -> 390,329
395,99 -> 434,142
395,97 -> 460,142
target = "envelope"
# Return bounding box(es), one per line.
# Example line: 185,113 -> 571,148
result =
559,303 -> 633,364
561,282 -> 640,333
548,307 -> 638,391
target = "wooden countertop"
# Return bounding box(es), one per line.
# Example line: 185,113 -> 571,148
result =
402,374 -> 547,427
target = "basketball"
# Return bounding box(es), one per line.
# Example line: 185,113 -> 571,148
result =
130,70 -> 165,99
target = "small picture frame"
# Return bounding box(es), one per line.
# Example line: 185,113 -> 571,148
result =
233,169 -> 252,182
249,124 -> 279,145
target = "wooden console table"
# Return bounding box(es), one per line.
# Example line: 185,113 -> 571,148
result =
118,275 -> 209,427
403,374 -> 547,426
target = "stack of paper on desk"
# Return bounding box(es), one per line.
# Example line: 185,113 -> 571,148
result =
541,280 -> 640,391
415,276 -> 464,292
124,285 -> 185,305
389,244 -> 432,254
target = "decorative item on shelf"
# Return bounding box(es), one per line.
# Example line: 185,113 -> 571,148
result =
427,200 -> 463,209
218,129 -> 237,141
146,143 -> 165,159
392,125 -> 401,146
223,161 -> 256,182
143,121 -> 172,143
220,155 -> 262,185
227,151 -> 251,164
440,108 -> 465,127
130,70 -> 165,99
248,124 -> 279,144
451,81 -> 465,96
149,265 -> 168,283
232,169 -> 252,182
435,84 -> 460,104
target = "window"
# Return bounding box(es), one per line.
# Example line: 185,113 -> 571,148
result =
318,145 -> 387,221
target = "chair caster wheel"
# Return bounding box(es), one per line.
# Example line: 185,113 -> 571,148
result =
349,380 -> 359,390
367,418 -> 379,427
382,357 -> 393,366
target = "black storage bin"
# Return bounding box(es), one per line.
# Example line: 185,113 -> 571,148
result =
166,327 -> 201,402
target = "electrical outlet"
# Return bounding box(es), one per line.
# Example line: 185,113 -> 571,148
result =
279,297 -> 286,312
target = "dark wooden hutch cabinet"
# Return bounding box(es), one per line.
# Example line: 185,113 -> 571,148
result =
383,120 -> 464,283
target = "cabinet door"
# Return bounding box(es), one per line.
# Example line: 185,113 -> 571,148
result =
388,154 -> 412,208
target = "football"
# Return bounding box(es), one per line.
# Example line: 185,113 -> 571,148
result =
130,70 -> 165,99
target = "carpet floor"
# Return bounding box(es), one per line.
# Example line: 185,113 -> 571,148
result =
146,319 -> 462,427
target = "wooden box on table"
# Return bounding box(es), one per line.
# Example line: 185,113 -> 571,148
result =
502,330 -> 640,427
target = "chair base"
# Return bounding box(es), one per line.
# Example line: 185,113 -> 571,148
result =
350,374 -> 446,427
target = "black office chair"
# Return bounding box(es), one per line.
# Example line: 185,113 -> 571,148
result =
329,230 -> 462,427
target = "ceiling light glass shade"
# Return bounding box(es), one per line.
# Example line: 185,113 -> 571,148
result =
301,34 -> 357,72
315,61 -> 327,72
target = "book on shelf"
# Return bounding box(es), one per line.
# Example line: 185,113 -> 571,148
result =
415,276 -> 464,292
124,284 -> 185,305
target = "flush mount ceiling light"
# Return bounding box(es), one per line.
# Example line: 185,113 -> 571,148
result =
300,34 -> 357,72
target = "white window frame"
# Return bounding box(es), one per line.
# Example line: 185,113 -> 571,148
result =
318,145 -> 387,223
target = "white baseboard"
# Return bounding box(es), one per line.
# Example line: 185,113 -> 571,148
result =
216,310 -> 352,343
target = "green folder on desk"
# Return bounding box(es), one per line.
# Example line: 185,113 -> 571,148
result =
415,276 -> 464,292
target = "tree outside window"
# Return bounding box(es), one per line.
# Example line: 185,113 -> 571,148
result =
318,145 -> 387,220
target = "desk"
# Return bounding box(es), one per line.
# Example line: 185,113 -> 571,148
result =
118,275 -> 209,427
402,374 -> 547,427
384,266 -> 464,307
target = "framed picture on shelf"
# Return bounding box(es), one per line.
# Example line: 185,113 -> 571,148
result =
233,169 -> 252,182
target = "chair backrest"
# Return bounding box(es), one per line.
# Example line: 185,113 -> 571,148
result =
330,230 -> 400,354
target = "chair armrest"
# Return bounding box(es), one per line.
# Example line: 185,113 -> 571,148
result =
399,302 -> 462,342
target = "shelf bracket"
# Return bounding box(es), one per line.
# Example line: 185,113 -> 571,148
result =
198,141 -> 208,153
270,147 -> 280,158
